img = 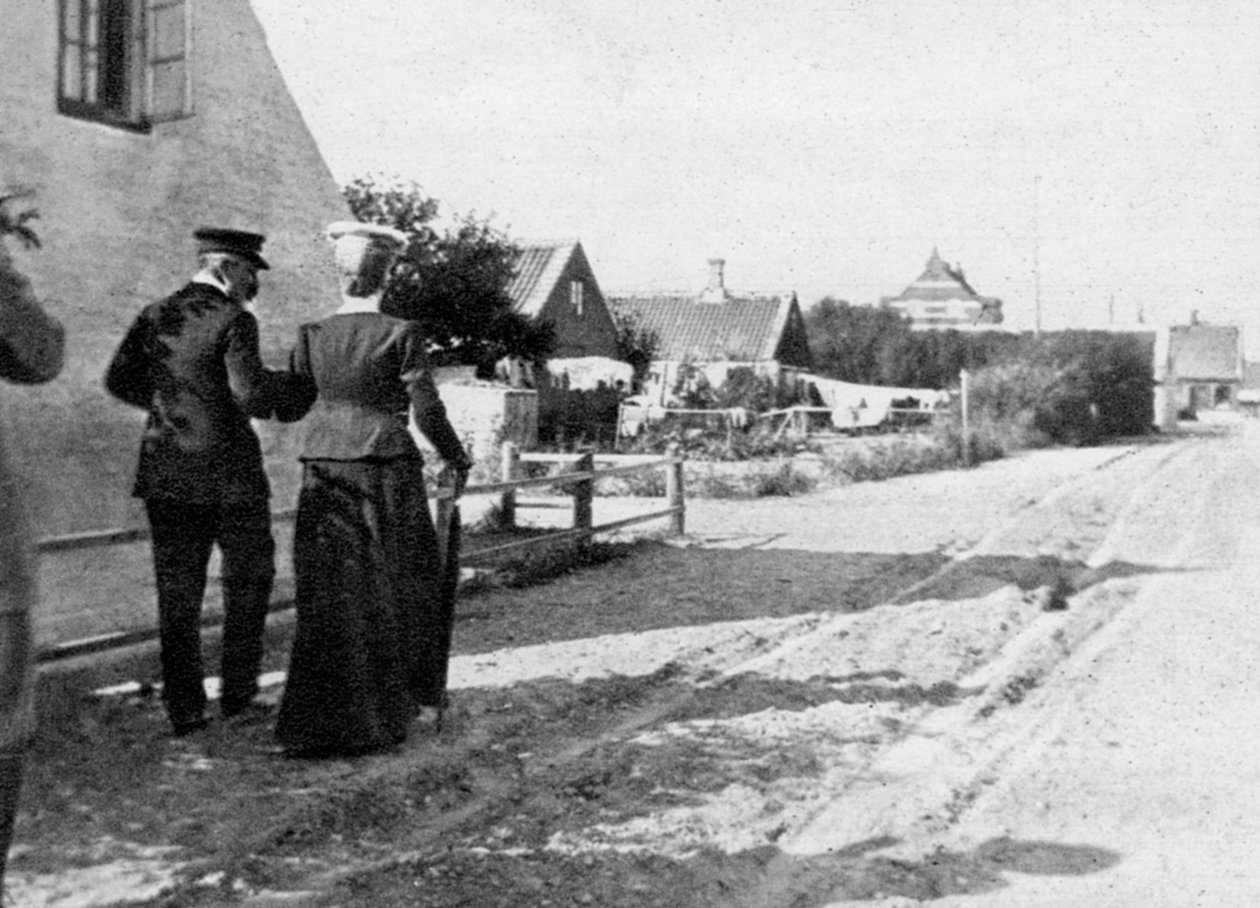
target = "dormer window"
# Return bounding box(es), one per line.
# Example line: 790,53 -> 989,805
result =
58,0 -> 193,132
570,280 -> 584,316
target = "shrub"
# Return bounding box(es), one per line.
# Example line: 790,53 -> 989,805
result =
619,421 -> 811,461
958,331 -> 1155,448
688,461 -> 818,498
821,434 -> 964,484
711,367 -> 797,412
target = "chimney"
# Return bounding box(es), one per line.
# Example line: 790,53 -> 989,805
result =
1190,309 -> 1200,326
700,257 -> 728,303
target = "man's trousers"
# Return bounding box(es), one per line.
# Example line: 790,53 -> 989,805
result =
144,498 -> 275,730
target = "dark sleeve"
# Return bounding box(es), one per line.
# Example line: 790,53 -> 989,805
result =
272,328 -> 318,423
399,326 -> 471,469
104,313 -> 153,408
222,310 -> 280,418
0,256 -> 64,386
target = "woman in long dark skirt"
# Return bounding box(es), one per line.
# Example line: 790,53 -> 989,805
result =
276,221 -> 471,758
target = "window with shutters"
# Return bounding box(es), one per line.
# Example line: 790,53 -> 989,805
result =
58,0 -> 193,132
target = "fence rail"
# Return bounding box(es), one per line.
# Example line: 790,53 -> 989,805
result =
35,444 -> 686,663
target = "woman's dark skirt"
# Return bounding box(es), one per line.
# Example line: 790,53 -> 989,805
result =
277,458 -> 452,757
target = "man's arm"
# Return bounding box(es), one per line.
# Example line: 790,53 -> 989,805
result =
223,310 -> 282,418
271,331 -> 317,423
103,315 -> 153,408
224,310 -> 317,421
0,249 -> 64,386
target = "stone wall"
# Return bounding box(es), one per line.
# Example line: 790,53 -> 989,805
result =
415,381 -> 539,483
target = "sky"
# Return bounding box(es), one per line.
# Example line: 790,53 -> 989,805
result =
251,0 -> 1260,349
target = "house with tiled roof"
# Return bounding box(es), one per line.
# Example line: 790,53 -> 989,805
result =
506,240 -> 619,360
503,241 -> 626,445
882,248 -> 1003,329
1152,316 -> 1244,427
608,258 -> 813,404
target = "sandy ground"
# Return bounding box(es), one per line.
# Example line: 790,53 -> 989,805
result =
8,419 -> 1258,906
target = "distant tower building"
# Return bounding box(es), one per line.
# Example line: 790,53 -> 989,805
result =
882,248 -> 1004,329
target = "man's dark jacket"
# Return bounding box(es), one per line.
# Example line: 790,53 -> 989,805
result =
105,282 -> 313,503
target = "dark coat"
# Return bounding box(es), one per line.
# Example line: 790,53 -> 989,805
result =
288,311 -> 470,468
0,253 -> 64,754
105,281 -> 313,504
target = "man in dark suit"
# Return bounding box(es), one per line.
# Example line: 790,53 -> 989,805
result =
105,227 -> 313,736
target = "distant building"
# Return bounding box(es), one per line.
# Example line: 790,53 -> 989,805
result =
1153,316 -> 1244,427
609,258 -> 813,404
882,248 -> 1003,329
501,240 -> 631,447
506,240 -> 620,360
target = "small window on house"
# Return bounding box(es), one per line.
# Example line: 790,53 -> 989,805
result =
58,0 -> 193,132
570,280 -> 585,316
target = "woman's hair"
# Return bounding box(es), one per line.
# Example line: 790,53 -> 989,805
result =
334,236 -> 400,297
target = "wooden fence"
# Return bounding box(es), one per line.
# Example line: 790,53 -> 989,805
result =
35,445 -> 686,663
456,442 -> 686,563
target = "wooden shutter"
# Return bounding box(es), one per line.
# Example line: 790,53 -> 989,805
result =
146,0 -> 192,123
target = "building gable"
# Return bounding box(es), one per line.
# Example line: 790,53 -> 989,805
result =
883,248 -> 1003,327
1,0 -> 351,538
507,240 -> 619,359
1167,324 -> 1242,382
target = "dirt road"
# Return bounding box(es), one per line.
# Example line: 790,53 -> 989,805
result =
9,418 -> 1260,906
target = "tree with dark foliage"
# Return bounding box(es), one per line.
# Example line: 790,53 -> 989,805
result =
608,301 -> 659,390
343,176 -> 554,375
805,297 -> 1021,388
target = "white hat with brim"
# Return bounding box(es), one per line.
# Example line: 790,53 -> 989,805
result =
325,221 -> 409,249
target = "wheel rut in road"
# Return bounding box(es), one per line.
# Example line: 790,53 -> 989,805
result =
243,441 -> 1194,905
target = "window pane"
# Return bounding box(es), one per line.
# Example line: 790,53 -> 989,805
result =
99,0 -> 130,110
61,49 -> 83,101
63,0 -> 82,41
84,48 -> 99,102
86,0 -> 99,49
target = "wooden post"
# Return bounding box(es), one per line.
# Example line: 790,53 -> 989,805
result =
499,440 -> 518,529
572,451 -> 593,535
666,443 -> 685,535
960,368 -> 971,468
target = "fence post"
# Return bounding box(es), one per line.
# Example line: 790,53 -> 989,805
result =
666,443 -> 685,535
960,368 -> 971,468
499,440 -> 518,529
571,451 -> 594,536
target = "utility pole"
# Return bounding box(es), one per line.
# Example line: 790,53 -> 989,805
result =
1033,174 -> 1042,338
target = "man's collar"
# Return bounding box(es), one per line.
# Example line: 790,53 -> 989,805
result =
191,272 -> 231,297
